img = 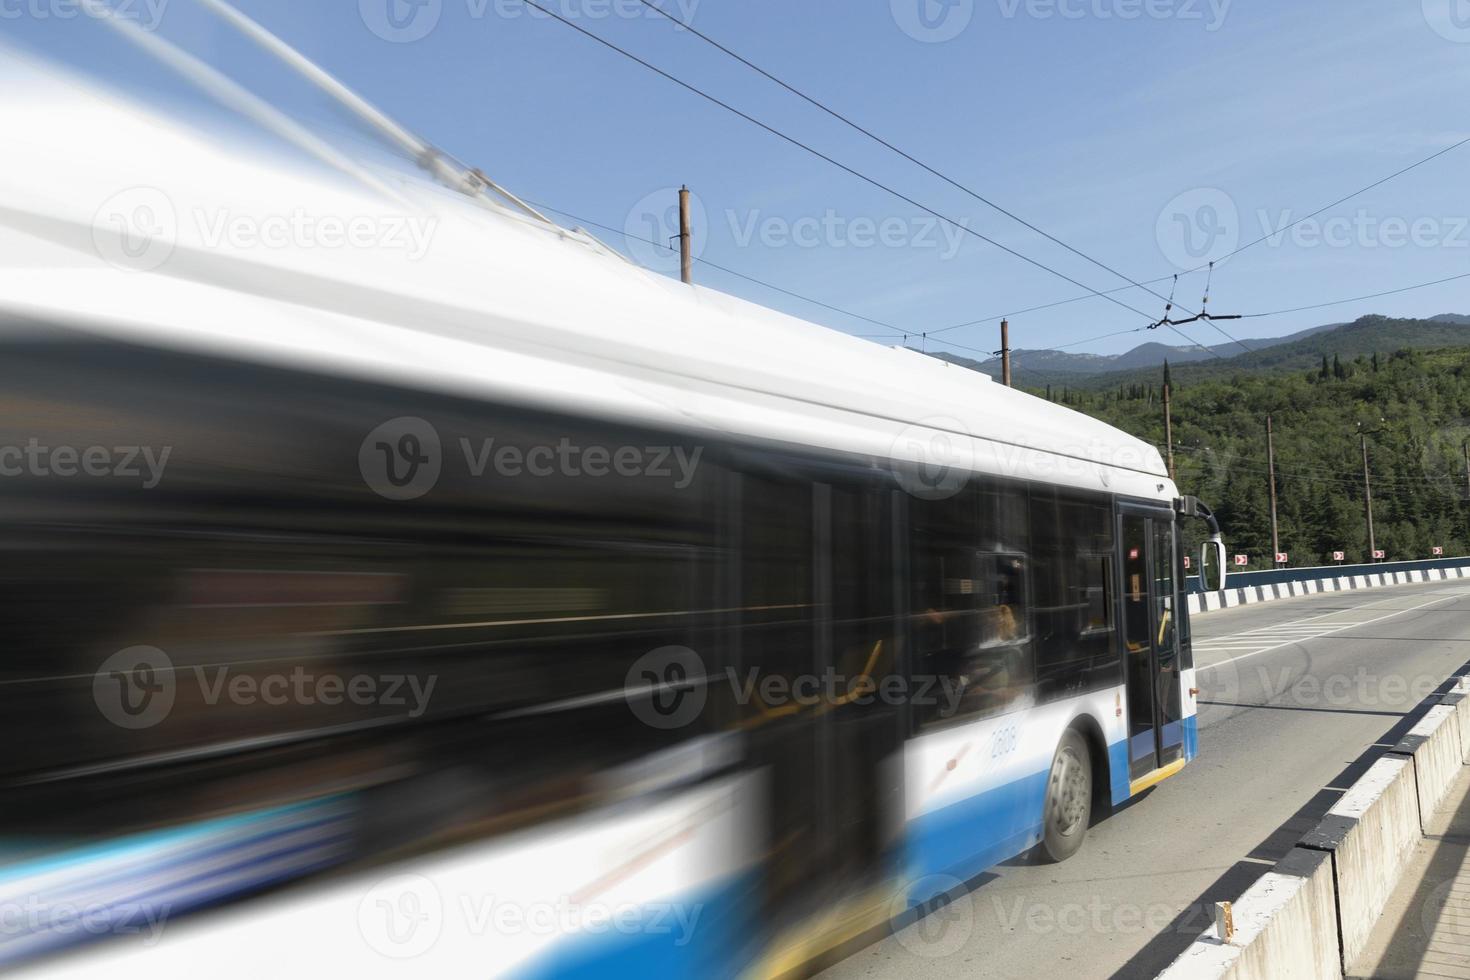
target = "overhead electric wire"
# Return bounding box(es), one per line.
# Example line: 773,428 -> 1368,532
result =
516,0 -> 1222,359
634,0 -> 1247,355
1240,270 -> 1470,319
1198,135 -> 1470,272
526,199 -> 921,335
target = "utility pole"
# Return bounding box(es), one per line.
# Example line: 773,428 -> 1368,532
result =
1266,415 -> 1280,563
678,185 -> 692,285
1362,433 -> 1377,561
1162,380 -> 1177,482
1000,319 -> 1012,387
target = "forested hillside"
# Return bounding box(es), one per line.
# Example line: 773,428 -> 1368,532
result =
1040,342 -> 1470,569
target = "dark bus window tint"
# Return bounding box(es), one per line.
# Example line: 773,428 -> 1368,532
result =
1032,491 -> 1120,703
1121,516 -> 1155,755
1081,556 -> 1114,633
830,484 -> 896,691
912,479 -> 1035,729
737,471 -> 815,702
1154,519 -> 1184,733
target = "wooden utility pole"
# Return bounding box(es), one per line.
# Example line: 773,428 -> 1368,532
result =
1463,442 -> 1469,501
1362,433 -> 1377,560
678,185 -> 692,285
1162,382 -> 1177,482
1266,415 -> 1280,563
1000,319 -> 1012,387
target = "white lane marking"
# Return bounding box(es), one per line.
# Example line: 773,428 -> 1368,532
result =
1197,589 -> 1470,672
1213,584 -> 1467,637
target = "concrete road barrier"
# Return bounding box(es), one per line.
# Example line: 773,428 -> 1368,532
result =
1387,704 -> 1463,831
1439,679 -> 1470,761
1156,848 -> 1339,980
1190,562 -> 1470,617
1299,755 -> 1421,970
1158,670 -> 1470,980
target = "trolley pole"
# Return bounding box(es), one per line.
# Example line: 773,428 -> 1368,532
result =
678,185 -> 692,285
1362,433 -> 1377,561
1000,319 -> 1012,388
1266,414 -> 1280,563
1163,381 -> 1177,482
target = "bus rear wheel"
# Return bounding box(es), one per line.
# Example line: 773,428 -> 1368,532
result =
1039,729 -> 1092,863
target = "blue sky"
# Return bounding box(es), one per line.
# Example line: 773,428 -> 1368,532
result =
13,0 -> 1470,358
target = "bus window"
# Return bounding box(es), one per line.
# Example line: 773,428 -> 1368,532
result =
1030,487 -> 1117,702
911,479 -> 1034,729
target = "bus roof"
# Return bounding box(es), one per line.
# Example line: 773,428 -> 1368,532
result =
0,49 -> 1173,501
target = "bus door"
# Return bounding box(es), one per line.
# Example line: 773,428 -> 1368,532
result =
1119,508 -> 1185,785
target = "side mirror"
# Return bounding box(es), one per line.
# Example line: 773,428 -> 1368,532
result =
1200,535 -> 1227,593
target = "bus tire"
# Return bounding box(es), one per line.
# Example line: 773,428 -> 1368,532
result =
1039,729 -> 1092,863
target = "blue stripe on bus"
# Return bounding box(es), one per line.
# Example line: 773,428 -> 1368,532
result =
513,873 -> 756,980
904,768 -> 1049,887
0,796 -> 348,887
1108,738 -> 1131,805
1129,730 -> 1155,761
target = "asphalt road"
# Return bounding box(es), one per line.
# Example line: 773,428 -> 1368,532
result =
821,578 -> 1470,980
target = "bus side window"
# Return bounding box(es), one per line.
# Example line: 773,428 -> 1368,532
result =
911,479 -> 1035,730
